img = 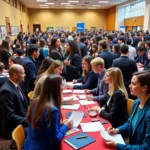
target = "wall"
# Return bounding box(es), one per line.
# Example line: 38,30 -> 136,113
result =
28,9 -> 107,33
0,0 -> 29,43
124,16 -> 144,26
106,6 -> 116,30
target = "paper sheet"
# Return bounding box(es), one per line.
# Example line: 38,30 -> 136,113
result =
61,104 -> 80,110
73,90 -> 85,94
78,95 -> 86,99
100,130 -> 125,144
63,95 -> 79,101
80,122 -> 105,132
63,90 -> 72,94
69,111 -> 84,127
79,100 -> 95,105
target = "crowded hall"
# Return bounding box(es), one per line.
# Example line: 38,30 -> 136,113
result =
0,0 -> 150,149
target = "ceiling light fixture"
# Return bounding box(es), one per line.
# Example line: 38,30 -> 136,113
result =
88,7 -> 97,9
39,4 -> 49,6
66,5 -> 75,7
45,3 -> 54,5
92,5 -> 101,7
37,0 -> 47,2
98,1 -> 109,3
61,3 -> 70,5
40,7 -> 49,8
68,1 -> 79,2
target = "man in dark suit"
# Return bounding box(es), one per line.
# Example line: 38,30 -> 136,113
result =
0,64 -> 29,139
98,40 -> 115,69
112,44 -> 138,98
20,44 -> 39,95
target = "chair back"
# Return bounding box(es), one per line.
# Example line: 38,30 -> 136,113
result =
28,91 -> 33,100
12,125 -> 25,150
127,99 -> 134,116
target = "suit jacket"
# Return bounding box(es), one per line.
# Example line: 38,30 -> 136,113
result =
74,70 -> 98,90
0,80 -> 29,139
117,99 -> 150,150
50,48 -> 64,61
65,54 -> 81,81
112,56 -> 138,84
24,105 -> 67,150
77,42 -> 88,58
0,74 -> 8,88
20,56 -> 37,95
100,90 -> 128,128
98,50 -> 115,69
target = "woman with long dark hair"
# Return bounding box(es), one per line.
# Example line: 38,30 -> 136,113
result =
24,74 -> 73,150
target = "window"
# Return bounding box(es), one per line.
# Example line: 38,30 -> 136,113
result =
124,1 -> 146,18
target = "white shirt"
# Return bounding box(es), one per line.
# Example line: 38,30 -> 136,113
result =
128,45 -> 137,60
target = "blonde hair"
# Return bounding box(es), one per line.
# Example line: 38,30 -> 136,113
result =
107,67 -> 128,99
90,57 -> 104,68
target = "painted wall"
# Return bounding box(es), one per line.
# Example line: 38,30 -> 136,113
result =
28,9 -> 107,33
0,0 -> 29,43
124,16 -> 144,26
106,6 -> 116,30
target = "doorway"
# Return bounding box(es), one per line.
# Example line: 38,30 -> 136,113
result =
33,24 -> 41,33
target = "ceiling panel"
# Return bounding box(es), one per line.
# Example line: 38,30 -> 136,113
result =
20,0 -> 128,9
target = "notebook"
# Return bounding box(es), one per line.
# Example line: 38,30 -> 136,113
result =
64,132 -> 96,150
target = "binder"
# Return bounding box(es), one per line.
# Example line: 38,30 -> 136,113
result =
64,132 -> 95,150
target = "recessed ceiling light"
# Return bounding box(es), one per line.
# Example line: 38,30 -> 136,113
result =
40,7 -> 49,8
61,3 -> 70,5
68,1 -> 79,2
65,7 -> 73,9
88,7 -> 97,9
37,0 -> 47,2
39,4 -> 49,6
98,1 -> 109,3
92,5 -> 101,7
45,3 -> 54,5
66,5 -> 75,7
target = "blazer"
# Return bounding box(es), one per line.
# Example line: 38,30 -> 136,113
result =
20,56 -> 37,95
74,70 -> 98,90
98,50 -> 115,69
112,56 -> 138,84
0,80 -> 29,139
0,74 -> 8,88
50,48 -> 64,61
77,42 -> 88,58
24,105 -> 68,150
100,90 -> 128,128
65,54 -> 81,81
116,99 -> 150,150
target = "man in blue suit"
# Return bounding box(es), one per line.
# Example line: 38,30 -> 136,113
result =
20,44 -> 39,95
0,64 -> 29,139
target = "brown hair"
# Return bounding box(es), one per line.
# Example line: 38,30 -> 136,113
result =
27,74 -> 63,128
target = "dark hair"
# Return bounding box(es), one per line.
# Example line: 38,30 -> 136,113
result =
145,41 -> 150,47
113,44 -> 120,53
27,74 -> 63,128
95,36 -> 102,45
118,37 -> 125,43
126,39 -> 132,45
80,37 -> 86,43
99,40 -> 107,49
106,35 -> 113,41
38,57 -> 54,75
31,37 -> 39,44
9,56 -> 19,64
133,71 -> 150,94
120,44 -> 129,54
40,39 -> 46,48
1,40 -> 9,50
27,44 -> 39,55
137,46 -> 145,52
49,38 -> 59,54
14,48 -> 24,56
67,40 -> 80,56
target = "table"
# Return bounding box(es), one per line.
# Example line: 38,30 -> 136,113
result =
61,90 -> 115,150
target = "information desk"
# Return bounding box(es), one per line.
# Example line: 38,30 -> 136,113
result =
61,90 -> 115,150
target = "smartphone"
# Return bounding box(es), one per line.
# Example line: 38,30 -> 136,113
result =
101,121 -> 108,124
91,118 -> 100,122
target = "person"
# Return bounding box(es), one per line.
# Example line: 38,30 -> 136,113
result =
24,74 -> 73,150
144,50 -> 150,71
64,40 -> 81,81
105,71 -> 150,150
0,62 -> 8,88
49,38 -> 64,61
8,56 -> 19,67
33,60 -> 64,99
90,67 -> 128,128
0,64 -> 29,139
89,44 -> 98,58
0,40 -> 11,69
67,55 -> 98,90
112,44 -> 138,99
85,57 -> 108,107
20,44 -> 39,95
112,44 -> 120,59
98,40 -> 115,69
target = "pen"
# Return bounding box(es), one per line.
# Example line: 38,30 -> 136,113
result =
76,136 -> 88,139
